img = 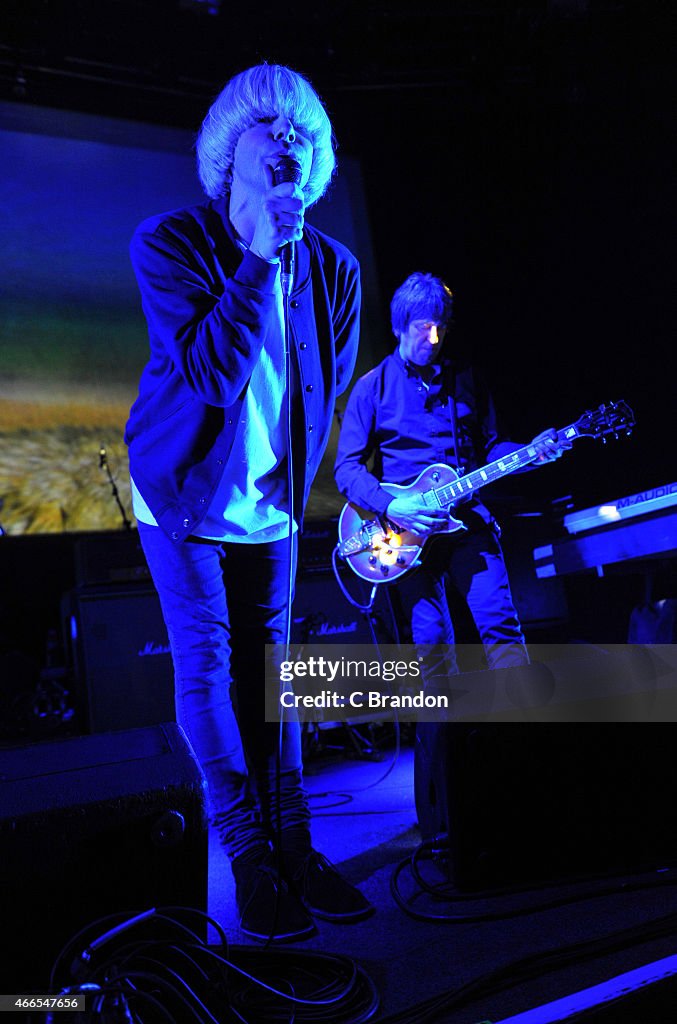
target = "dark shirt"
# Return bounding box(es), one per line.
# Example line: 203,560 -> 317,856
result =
125,196 -> 360,543
334,349 -> 517,521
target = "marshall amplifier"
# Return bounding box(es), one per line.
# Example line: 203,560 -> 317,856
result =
62,585 -> 175,734
298,517 -> 341,575
74,529 -> 152,588
291,572 -> 399,644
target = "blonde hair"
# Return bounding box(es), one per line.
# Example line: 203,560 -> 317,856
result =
196,63 -> 336,207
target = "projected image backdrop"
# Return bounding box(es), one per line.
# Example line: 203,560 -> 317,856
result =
0,102 -> 379,534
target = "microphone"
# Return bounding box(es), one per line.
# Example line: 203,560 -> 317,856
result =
272,156 -> 302,296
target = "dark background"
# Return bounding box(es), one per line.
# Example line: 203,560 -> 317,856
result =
2,0 -> 674,510
1,13 -> 675,1012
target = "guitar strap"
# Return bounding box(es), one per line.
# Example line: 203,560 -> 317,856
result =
446,363 -> 461,472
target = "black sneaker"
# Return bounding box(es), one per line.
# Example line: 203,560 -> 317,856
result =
233,852 -> 316,942
286,850 -> 375,923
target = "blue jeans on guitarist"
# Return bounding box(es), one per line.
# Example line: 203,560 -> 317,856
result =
392,522 -> 529,687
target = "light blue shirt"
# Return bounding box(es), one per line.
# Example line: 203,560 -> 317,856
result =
132,254 -> 296,543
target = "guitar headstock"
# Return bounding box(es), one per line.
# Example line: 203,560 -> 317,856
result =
573,400 -> 635,441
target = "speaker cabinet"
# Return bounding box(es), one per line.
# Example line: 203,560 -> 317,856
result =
73,531 -> 152,588
63,586 -> 175,733
0,723 -> 208,990
415,656 -> 677,891
291,572 -> 399,644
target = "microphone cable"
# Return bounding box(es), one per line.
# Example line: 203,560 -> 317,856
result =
42,906 -> 378,1024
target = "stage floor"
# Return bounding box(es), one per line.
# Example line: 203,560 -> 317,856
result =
207,730 -> 677,1023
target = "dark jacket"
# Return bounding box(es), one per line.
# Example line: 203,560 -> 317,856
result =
125,196 -> 360,542
334,351 -> 517,524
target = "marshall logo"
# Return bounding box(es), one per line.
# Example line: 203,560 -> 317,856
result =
314,620 -> 359,637
138,641 -> 171,657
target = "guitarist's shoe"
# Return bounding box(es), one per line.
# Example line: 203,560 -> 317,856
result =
284,849 -> 375,923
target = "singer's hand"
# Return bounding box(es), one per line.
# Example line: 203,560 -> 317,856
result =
249,182 -> 305,262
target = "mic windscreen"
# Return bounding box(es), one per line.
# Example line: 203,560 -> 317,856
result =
273,156 -> 302,187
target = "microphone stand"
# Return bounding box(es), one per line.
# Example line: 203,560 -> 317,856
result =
99,445 -> 132,531
272,155 -> 301,648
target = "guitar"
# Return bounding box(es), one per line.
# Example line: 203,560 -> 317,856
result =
337,401 -> 635,584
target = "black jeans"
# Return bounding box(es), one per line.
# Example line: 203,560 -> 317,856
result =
394,527 -> 529,679
138,524 -> 309,861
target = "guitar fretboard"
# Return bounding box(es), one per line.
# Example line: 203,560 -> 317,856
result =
432,424 -> 580,507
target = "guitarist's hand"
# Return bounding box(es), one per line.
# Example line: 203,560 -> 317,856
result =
385,495 -> 451,536
531,428 -> 573,464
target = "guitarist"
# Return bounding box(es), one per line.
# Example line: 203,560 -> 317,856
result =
334,271 -> 569,678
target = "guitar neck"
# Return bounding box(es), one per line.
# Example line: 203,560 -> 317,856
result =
433,423 -> 580,506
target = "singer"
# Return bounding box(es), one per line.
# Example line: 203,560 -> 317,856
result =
125,64 -> 369,941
